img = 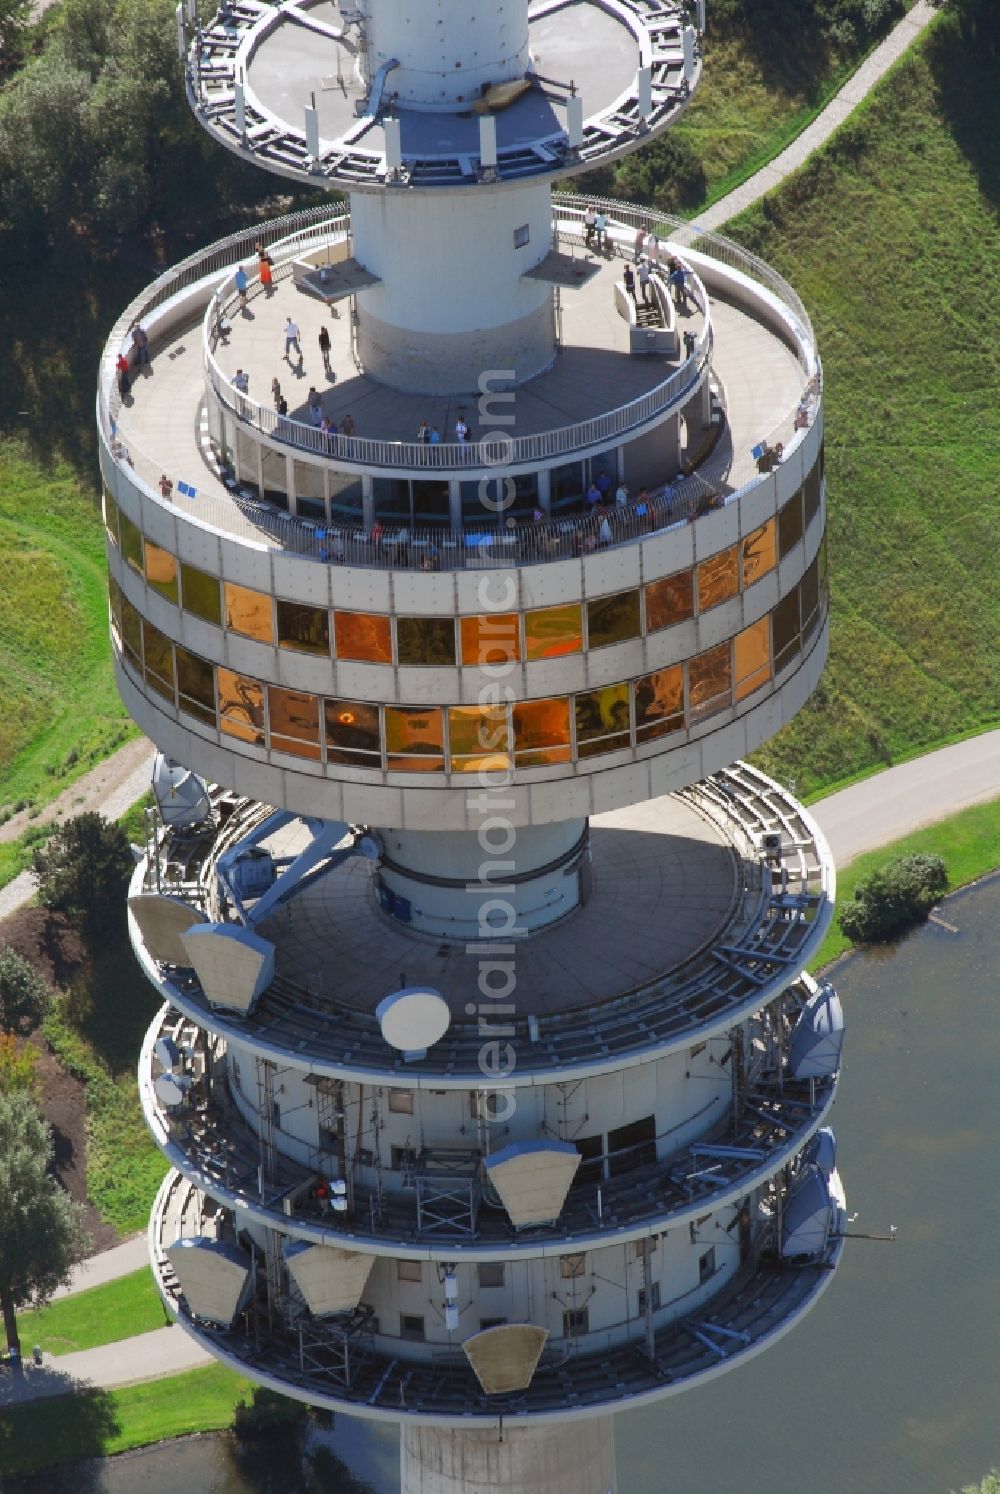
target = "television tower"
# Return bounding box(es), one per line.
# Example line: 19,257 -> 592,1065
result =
98,0 -> 845,1487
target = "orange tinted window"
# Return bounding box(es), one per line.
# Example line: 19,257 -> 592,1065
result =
574,685 -> 630,758
696,547 -> 739,612
217,667 -> 265,744
324,699 -> 381,765
224,583 -> 273,643
142,620 -> 175,701
741,520 -> 777,588
688,643 -> 732,722
144,543 -> 179,604
385,707 -> 444,772
513,697 -> 572,765
448,706 -> 510,773
524,603 -> 583,661
645,571 -> 694,632
334,610 -> 392,663
460,614 -> 521,666
634,667 -> 684,740
268,687 -> 321,761
734,619 -> 772,701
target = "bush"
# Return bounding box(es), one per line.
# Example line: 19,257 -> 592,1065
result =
32,812 -> 133,941
838,854 -> 949,944
0,947 -> 53,1031
232,1385 -> 307,1437
0,1035 -> 39,1096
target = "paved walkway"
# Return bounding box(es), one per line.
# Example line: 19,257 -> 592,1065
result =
811,732 -> 1000,869
50,1236 -> 149,1302
693,1 -> 938,232
0,1326 -> 213,1407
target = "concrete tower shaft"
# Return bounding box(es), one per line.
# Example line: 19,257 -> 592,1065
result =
350,182 -> 555,394
365,0 -> 532,107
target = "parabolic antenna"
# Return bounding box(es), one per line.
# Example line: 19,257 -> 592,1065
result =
154,1071 -> 191,1108
376,987 -> 451,1052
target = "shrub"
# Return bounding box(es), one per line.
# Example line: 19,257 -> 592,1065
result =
0,948 -> 53,1031
32,812 -> 133,941
232,1385 -> 307,1437
0,1034 -> 39,1096
838,854 -> 948,944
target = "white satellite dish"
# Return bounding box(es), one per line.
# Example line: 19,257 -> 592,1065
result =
154,1071 -> 192,1108
376,987 -> 451,1053
153,1035 -> 181,1070
152,753 -> 212,829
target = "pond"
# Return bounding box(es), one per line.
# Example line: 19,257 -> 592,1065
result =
13,877 -> 1000,1493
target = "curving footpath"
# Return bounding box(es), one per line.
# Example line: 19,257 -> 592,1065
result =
692,0 -> 938,233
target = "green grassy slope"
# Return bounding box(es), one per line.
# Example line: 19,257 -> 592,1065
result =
0,442 -> 132,815
740,16 -> 1000,795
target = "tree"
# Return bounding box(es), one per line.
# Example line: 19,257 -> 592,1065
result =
0,947 -> 53,1030
33,812 -> 134,941
0,1089 -> 90,1367
838,854 -> 949,945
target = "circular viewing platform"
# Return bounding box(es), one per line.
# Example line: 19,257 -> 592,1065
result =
129,762 -> 835,1085
184,0 -> 703,192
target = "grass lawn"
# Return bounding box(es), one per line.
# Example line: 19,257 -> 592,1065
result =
16,1271 -> 167,1358
0,442 -> 133,820
0,1364 -> 253,1475
736,12 -> 1000,795
813,795 -> 1000,969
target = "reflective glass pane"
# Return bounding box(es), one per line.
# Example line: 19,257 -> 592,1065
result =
385,706 -> 444,772
294,460 -> 326,503
224,582 -> 274,644
634,667 -> 684,741
513,697 -> 571,766
772,589 -> 801,672
697,546 -> 739,612
396,616 -> 456,667
142,620 -> 175,702
778,491 -> 804,559
412,480 -> 450,523
448,706 -> 510,773
741,520 -> 777,589
261,446 -> 288,509
734,618 -> 772,701
329,470 -> 363,519
276,599 -> 330,655
120,513 -> 144,575
103,488 -> 119,546
108,576 -> 123,641
121,597 -> 142,670
800,556 -> 821,641
550,461 -> 584,511
181,563 -> 222,627
587,590 -> 640,648
236,428 -> 259,495
217,667 -> 265,744
524,603 -> 583,661
803,461 -> 821,531
268,686 -> 321,761
688,642 -> 732,722
324,698 -> 381,766
575,684 -> 630,758
144,543 -> 179,604
645,570 -> 694,633
334,610 -> 392,663
460,614 -> 521,667
176,647 -> 216,725
818,536 -> 828,594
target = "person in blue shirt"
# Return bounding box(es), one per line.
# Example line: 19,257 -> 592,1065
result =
234,263 -> 248,311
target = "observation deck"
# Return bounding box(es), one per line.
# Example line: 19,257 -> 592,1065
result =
152,1167 -> 845,1426
184,0 -> 702,192
129,761 -> 835,1086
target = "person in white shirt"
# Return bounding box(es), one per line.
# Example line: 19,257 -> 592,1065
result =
638,259 -> 652,305
595,211 -> 607,251
615,483 -> 629,507
454,417 -> 469,442
584,205 -> 597,247
283,318 -> 302,363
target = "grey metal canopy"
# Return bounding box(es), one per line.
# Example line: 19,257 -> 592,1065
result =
788,981 -> 845,1079
152,753 -> 212,828
781,1164 -> 834,1259
803,1126 -> 837,1177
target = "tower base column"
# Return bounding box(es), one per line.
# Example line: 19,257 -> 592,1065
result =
401,1419 -> 618,1494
